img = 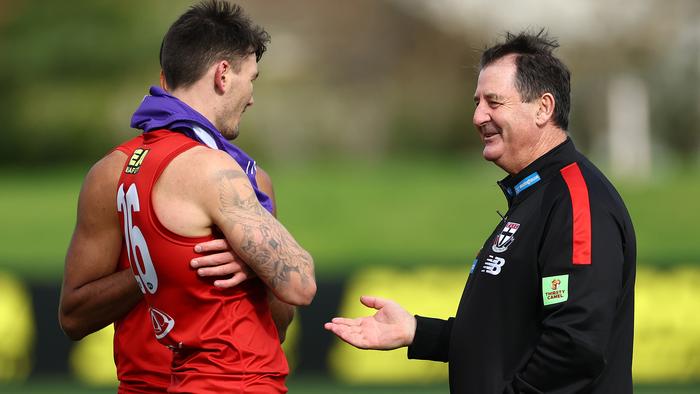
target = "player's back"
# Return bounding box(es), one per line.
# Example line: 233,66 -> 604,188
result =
116,130 -> 288,394
112,135 -> 171,393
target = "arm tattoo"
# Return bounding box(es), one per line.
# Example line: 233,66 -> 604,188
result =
216,170 -> 313,291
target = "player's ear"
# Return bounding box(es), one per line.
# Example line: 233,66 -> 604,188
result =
159,70 -> 168,91
213,60 -> 231,94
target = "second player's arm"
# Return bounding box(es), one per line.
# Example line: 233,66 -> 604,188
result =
58,152 -> 142,340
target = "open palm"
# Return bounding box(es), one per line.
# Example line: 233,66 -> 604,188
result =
324,295 -> 416,350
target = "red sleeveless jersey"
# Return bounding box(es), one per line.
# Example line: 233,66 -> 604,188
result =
116,130 -> 288,394
113,135 -> 171,393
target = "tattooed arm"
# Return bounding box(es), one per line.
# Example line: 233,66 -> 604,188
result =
199,151 -> 316,306
256,167 -> 295,342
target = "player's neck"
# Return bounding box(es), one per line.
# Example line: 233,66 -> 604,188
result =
170,84 -> 220,129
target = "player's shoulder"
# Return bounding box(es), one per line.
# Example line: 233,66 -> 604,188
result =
167,145 -> 248,191
84,150 -> 128,188
164,146 -> 252,209
178,145 -> 243,171
76,149 -> 130,206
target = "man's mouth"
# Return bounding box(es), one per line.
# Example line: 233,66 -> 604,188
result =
481,126 -> 501,141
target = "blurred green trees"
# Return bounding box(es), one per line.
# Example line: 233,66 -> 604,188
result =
0,1 -> 178,164
1,0 -> 698,166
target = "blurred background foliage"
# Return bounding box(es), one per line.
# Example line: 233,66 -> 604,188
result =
2,0 -> 697,167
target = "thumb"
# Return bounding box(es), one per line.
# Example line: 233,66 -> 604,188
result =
360,295 -> 389,310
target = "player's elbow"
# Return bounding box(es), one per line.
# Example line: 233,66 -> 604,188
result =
299,262 -> 317,305
266,252 -> 316,305
59,312 -> 88,341
280,281 -> 316,306
298,280 -> 316,306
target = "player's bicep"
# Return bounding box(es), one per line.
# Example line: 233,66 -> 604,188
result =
63,155 -> 125,290
206,166 -> 277,265
64,214 -> 123,286
202,157 -> 314,304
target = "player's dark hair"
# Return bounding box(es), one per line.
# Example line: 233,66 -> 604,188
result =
160,0 -> 270,89
480,29 -> 570,130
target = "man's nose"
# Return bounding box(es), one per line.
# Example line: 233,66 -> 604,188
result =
473,102 -> 491,127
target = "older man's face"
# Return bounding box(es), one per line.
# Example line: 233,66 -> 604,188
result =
472,55 -> 541,175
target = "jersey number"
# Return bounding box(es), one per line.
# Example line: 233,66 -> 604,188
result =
117,183 -> 158,294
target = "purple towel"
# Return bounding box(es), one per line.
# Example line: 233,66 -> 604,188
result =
130,86 -> 273,213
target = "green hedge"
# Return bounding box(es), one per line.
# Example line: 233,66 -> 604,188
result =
0,158 -> 697,280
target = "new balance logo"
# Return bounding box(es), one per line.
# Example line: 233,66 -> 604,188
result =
481,255 -> 506,275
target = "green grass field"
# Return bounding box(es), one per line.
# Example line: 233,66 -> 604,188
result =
0,157 -> 698,280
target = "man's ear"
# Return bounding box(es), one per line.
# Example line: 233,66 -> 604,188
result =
159,70 -> 168,91
213,60 -> 231,94
536,93 -> 555,127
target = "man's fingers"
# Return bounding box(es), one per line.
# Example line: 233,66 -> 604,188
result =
324,322 -> 369,349
196,261 -> 243,277
193,239 -> 229,253
324,321 -> 354,336
213,273 -> 247,288
191,252 -> 238,268
330,317 -> 361,326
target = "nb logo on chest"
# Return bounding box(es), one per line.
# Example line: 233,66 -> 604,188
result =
481,255 -> 506,276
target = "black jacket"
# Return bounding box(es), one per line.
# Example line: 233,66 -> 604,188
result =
408,139 -> 636,393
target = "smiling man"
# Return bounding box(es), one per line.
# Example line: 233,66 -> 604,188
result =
325,30 -> 636,394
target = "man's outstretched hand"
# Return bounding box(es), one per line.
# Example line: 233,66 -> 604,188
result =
324,296 -> 416,350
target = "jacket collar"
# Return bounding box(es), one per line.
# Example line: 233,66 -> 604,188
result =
497,137 -> 577,206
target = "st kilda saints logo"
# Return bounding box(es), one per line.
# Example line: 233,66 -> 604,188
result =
492,221 -> 520,253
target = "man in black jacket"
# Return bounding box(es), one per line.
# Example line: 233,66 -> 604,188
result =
325,30 -> 636,394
